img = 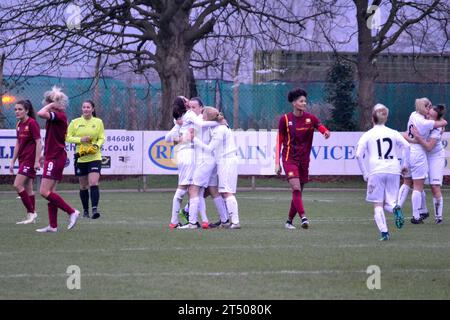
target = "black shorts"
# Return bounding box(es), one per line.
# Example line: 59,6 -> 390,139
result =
75,160 -> 102,177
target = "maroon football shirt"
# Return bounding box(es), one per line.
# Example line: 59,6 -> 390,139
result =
16,117 -> 41,164
278,111 -> 322,163
44,110 -> 68,159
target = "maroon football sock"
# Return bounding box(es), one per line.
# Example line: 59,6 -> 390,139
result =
46,192 -> 74,215
292,190 -> 305,216
29,194 -> 36,212
18,190 -> 34,213
288,200 -> 297,221
48,202 -> 58,228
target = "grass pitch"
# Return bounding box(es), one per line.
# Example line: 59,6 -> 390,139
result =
0,189 -> 449,300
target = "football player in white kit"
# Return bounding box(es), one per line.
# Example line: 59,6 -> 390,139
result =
192,107 -> 241,229
165,97 -> 220,228
399,98 -> 447,224
178,103 -> 229,230
165,96 -> 192,228
411,104 -> 446,224
356,104 -> 410,241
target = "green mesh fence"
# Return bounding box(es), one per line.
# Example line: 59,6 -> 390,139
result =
1,76 -> 448,131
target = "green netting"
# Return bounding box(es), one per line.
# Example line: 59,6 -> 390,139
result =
1,76 -> 448,131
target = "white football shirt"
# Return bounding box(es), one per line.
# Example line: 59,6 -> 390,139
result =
356,124 -> 410,176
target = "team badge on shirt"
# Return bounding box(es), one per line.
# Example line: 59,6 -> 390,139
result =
305,118 -> 311,124
288,121 -> 293,126
288,171 -> 294,177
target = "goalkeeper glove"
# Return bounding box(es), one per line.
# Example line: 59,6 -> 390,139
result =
75,144 -> 99,159
86,144 -> 99,154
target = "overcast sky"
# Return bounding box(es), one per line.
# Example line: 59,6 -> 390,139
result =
2,1 -> 448,83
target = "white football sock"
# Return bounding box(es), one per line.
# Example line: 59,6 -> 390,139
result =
225,196 -> 239,225
433,196 -> 443,219
213,196 -> 228,223
411,190 -> 422,219
188,197 -> 199,224
374,206 -> 388,233
171,188 -> 187,224
198,188 -> 208,223
420,191 -> 428,214
397,184 -> 410,208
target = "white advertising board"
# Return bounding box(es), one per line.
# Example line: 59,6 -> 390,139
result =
2,130 -> 449,176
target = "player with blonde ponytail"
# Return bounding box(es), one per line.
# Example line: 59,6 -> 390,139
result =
36,86 -> 80,233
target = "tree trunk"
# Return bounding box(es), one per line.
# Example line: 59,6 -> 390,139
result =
233,56 -> 241,129
0,53 -> 5,129
145,92 -> 153,130
357,64 -> 377,130
93,54 -> 102,116
158,62 -> 191,129
355,0 -> 379,131
155,11 -> 193,130
127,87 -> 138,130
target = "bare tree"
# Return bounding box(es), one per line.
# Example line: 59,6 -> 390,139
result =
0,0 -> 331,129
314,0 -> 449,130
0,52 -> 5,128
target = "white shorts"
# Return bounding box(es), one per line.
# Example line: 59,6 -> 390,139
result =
366,173 -> 400,206
192,158 -> 216,188
425,151 -> 445,186
208,165 -> 218,187
217,157 -> 238,194
177,149 -> 195,186
409,150 -> 428,180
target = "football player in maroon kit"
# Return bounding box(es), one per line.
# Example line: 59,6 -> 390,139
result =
10,100 -> 42,224
36,86 -> 80,233
275,88 -> 330,230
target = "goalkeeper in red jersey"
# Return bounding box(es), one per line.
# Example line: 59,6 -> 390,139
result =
275,88 -> 331,230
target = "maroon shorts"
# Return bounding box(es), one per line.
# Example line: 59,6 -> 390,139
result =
18,161 -> 36,179
43,155 -> 67,181
283,160 -> 310,183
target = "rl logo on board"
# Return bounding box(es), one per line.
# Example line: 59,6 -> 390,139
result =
148,137 -> 178,171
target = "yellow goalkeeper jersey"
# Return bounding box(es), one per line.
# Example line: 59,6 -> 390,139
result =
66,116 -> 105,163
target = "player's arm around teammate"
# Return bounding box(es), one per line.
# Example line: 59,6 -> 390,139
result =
10,100 -> 42,224
405,98 -> 446,223
190,107 -> 240,229
411,104 -> 446,224
66,100 -> 105,219
167,96 -> 194,229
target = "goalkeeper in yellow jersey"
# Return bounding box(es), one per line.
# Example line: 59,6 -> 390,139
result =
66,100 -> 105,219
